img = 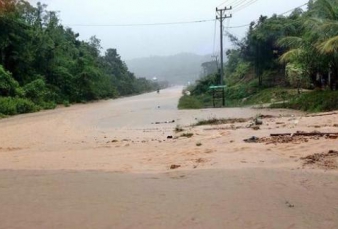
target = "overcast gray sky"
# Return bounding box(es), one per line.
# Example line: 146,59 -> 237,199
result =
28,0 -> 308,60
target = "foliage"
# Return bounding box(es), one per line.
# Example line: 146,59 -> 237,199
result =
285,63 -> 311,92
178,95 -> 205,109
223,6 -> 306,87
0,97 -> 39,115
245,88 -> 298,105
274,90 -> 338,112
182,0 -> 338,112
278,0 -> 338,89
0,65 -> 22,96
0,1 -> 160,116
225,79 -> 260,101
189,74 -> 219,96
23,78 -> 48,104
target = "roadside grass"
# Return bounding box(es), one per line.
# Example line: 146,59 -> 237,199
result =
178,84 -> 298,110
178,95 -> 203,109
0,113 -> 7,119
244,88 -> 298,105
271,90 -> 338,112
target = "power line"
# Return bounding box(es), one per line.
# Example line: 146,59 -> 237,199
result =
218,0 -> 244,8
232,0 -> 251,9
66,19 -> 216,27
226,2 -> 308,29
218,0 -> 230,7
227,23 -> 251,29
64,2 -> 308,28
233,0 -> 259,13
279,3 -> 307,15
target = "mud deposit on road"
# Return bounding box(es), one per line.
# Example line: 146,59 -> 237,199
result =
0,169 -> 338,229
0,87 -> 337,228
302,150 -> 338,170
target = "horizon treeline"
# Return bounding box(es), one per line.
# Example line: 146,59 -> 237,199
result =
0,0 -> 163,115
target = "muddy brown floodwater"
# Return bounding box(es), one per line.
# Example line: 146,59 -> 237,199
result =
0,86 -> 337,229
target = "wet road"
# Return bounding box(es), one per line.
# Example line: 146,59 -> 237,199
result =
0,87 -> 337,229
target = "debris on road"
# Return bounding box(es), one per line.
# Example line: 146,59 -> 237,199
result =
258,115 -> 276,119
259,136 -> 309,144
254,118 -> 263,125
244,136 -> 259,143
170,164 -> 181,170
285,201 -> 295,208
152,120 -> 175,124
301,150 -> 338,170
244,131 -> 338,144
270,131 -> 338,137
174,125 -> 184,133
306,112 -> 338,117
252,126 -> 260,130
180,133 -> 194,138
194,118 -> 250,126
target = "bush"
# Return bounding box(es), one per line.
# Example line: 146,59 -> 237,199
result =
40,101 -> 57,110
190,74 -> 219,96
0,97 -> 40,115
23,78 -> 48,105
63,100 -> 70,107
0,65 -> 22,97
225,79 -> 260,100
178,95 -> 203,109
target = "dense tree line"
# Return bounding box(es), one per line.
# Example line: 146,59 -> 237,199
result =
180,0 -> 338,111
0,0 -> 161,115
225,0 -> 338,91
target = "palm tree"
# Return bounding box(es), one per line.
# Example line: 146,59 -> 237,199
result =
312,0 -> 338,89
278,0 -> 338,89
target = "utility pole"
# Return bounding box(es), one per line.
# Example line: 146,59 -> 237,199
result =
211,54 -> 219,71
216,7 -> 232,86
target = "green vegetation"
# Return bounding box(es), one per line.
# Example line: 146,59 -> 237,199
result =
179,0 -> 338,112
178,96 -> 204,109
0,97 -> 39,115
272,90 -> 338,112
244,88 -> 298,105
0,1 -> 162,116
178,74 -> 221,108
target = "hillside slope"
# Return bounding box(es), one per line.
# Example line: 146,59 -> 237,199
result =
126,53 -> 212,84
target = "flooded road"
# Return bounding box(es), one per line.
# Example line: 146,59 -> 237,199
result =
0,87 -> 337,229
